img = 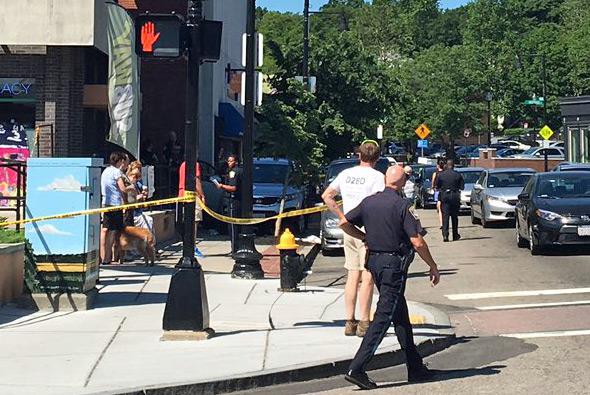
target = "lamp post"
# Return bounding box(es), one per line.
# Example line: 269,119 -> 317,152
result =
162,0 -> 212,338
231,0 -> 264,279
302,2 -> 347,92
484,91 -> 493,145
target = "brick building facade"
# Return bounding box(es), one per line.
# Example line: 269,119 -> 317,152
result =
0,46 -> 108,157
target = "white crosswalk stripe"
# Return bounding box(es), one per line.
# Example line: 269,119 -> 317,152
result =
475,300 -> 590,311
445,287 -> 590,301
501,329 -> 590,339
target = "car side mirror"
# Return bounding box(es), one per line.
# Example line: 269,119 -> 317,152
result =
518,192 -> 530,201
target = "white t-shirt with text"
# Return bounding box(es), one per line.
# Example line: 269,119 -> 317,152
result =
329,166 -> 385,214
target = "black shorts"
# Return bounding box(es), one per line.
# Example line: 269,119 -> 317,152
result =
103,209 -> 124,231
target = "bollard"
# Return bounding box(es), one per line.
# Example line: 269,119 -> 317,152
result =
276,229 -> 320,292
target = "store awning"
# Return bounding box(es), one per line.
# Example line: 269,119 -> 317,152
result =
218,102 -> 244,138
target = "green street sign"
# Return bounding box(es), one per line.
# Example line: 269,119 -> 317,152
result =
524,97 -> 545,106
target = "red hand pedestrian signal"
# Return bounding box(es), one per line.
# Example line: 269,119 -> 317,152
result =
141,22 -> 160,53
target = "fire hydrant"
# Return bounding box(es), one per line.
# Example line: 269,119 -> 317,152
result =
276,228 -> 320,292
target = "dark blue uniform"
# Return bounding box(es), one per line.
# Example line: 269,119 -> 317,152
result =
345,187 -> 426,376
435,169 -> 464,241
225,166 -> 242,253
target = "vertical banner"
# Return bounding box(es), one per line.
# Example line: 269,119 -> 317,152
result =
107,3 -> 140,158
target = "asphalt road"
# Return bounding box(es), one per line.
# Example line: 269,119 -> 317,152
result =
242,209 -> 590,394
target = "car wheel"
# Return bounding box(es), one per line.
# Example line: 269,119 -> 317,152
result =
481,203 -> 490,228
529,224 -> 543,255
470,208 -> 480,225
516,219 -> 528,248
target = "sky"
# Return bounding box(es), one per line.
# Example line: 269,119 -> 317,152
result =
257,0 -> 471,13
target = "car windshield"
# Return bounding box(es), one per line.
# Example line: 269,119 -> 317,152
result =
487,172 -> 533,188
460,171 -> 482,184
536,173 -> 590,198
253,164 -> 290,184
325,159 -> 389,183
521,147 -> 537,155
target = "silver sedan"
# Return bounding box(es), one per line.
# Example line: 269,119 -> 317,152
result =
470,168 -> 536,227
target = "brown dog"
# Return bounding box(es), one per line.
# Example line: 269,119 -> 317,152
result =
113,226 -> 156,266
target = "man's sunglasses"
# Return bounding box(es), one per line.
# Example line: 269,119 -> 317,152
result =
361,139 -> 379,147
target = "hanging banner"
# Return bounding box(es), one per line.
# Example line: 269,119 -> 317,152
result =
107,3 -> 140,158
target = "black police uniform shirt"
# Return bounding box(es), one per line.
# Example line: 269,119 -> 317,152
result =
225,166 -> 242,201
435,169 -> 464,192
345,188 -> 425,253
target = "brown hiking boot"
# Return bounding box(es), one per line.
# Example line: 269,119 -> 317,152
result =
356,320 -> 370,337
344,320 -> 358,336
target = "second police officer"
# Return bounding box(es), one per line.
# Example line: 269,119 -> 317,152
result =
435,159 -> 465,242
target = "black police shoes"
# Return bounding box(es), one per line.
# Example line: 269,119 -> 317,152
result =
345,370 -> 378,390
453,234 -> 461,241
407,365 -> 437,383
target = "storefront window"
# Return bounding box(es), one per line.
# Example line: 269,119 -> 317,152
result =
583,128 -> 590,163
569,127 -> 580,162
0,78 -> 34,206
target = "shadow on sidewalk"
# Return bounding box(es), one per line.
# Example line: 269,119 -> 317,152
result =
93,291 -> 168,308
408,268 -> 458,279
376,364 -> 505,389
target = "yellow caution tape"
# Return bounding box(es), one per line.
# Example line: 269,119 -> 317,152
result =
0,195 -> 193,227
0,190 -> 339,227
196,198 -> 335,225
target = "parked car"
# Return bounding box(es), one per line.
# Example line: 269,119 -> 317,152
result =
252,158 -> 306,233
456,167 -> 484,212
319,157 -> 392,253
498,140 -> 532,151
515,171 -> 590,254
548,141 -> 565,148
513,147 -> 565,160
414,165 -> 438,208
470,168 -> 536,227
496,148 -> 524,158
552,162 -> 590,172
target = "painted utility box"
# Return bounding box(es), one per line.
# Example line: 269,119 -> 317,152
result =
25,158 -> 103,293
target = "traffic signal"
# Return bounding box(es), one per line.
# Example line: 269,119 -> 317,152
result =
135,14 -> 184,58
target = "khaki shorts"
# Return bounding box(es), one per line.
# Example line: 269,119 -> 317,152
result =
343,233 -> 367,271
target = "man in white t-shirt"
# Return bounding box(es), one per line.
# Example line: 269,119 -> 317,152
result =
322,140 -> 385,337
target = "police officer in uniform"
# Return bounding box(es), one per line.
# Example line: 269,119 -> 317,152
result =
216,154 -> 242,253
435,159 -> 464,242
340,166 -> 441,389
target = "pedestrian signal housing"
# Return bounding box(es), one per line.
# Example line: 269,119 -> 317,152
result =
135,14 -> 184,58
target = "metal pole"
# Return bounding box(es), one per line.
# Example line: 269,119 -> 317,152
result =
487,100 -> 492,145
542,54 -> 548,171
231,0 -> 263,279
162,0 -> 212,336
303,0 -> 310,90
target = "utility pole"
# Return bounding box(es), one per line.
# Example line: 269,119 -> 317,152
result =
162,0 -> 212,339
541,54 -> 549,171
303,0 -> 310,90
231,0 -> 263,279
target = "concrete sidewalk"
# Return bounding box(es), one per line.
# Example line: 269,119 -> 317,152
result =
0,240 -> 454,395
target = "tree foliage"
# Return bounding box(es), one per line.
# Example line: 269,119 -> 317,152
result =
254,0 -> 590,169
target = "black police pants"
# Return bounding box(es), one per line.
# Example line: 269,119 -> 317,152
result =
441,191 -> 460,239
349,254 -> 423,374
228,199 -> 240,253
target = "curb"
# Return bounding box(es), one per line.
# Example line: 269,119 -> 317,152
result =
111,332 -> 455,395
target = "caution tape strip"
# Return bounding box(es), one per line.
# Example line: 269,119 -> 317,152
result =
0,195 -> 193,228
196,198 -> 334,225
0,190 -> 339,227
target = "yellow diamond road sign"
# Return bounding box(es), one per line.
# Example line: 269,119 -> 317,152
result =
415,123 -> 431,140
539,125 -> 554,140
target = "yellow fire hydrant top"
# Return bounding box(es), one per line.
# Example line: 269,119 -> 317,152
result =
276,228 -> 299,250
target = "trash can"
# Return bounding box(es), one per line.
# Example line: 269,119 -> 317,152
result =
25,158 -> 103,294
